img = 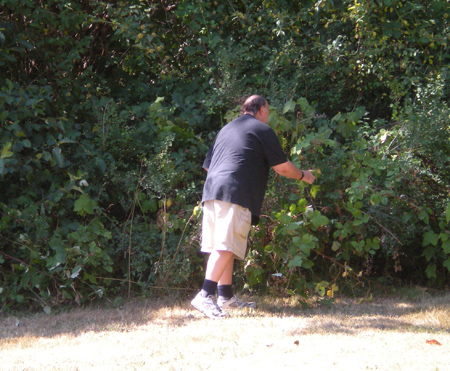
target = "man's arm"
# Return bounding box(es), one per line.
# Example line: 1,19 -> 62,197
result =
272,161 -> 315,184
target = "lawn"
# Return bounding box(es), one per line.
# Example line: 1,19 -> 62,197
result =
1,292 -> 449,370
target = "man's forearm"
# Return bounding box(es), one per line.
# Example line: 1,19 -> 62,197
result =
273,161 -> 315,184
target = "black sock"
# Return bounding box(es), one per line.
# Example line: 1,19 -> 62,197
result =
201,279 -> 218,297
217,284 -> 233,300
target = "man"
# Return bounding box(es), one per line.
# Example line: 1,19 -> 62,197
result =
191,95 -> 315,319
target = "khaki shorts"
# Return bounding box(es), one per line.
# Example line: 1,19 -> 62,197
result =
201,200 -> 252,260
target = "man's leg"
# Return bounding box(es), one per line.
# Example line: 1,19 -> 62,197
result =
210,253 -> 256,310
206,251 -> 234,283
215,254 -> 257,310
217,257 -> 234,303
198,250 -> 234,297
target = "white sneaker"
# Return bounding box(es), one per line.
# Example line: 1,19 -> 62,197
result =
217,295 -> 257,309
191,292 -> 229,319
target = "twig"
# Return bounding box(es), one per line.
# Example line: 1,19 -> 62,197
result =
156,196 -> 168,270
127,161 -> 145,298
371,217 -> 404,246
94,276 -> 139,285
147,285 -> 198,291
0,251 -> 56,279
161,213 -> 195,286
101,99 -> 112,149
382,129 -> 401,160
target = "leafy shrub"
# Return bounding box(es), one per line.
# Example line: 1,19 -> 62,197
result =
244,94 -> 450,297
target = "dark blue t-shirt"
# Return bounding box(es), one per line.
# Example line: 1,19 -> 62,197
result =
202,114 -> 287,220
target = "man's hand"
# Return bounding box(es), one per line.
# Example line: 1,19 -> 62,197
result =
301,170 -> 315,184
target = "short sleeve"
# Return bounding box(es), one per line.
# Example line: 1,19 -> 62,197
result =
260,127 -> 287,167
203,136 -> 217,169
203,145 -> 213,169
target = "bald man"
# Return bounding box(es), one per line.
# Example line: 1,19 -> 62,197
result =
191,95 -> 315,319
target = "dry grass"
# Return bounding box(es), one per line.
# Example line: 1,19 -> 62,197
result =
1,292 -> 450,371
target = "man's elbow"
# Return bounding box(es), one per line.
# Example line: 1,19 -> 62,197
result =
273,162 -> 290,176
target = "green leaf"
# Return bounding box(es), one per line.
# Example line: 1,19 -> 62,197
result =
351,240 -> 365,252
314,281 -> 329,296
70,266 -> 82,279
141,199 -> 157,213
418,209 -> 429,223
16,295 -> 24,303
287,222 -> 300,231
5,79 -> 13,91
401,213 -> 413,223
52,147 -> 65,167
301,260 -> 314,269
353,214 -> 369,226
425,264 -> 436,279
310,185 -> 320,199
296,98 -> 315,115
83,272 -> 98,284
422,246 -> 435,262
422,230 -> 439,246
96,158 -> 106,173
300,242 -> 314,256
185,46 -> 196,55
48,236 -> 67,264
1,142 -> 13,158
443,258 -> 450,273
302,233 -> 318,244
346,106 -> 366,123
280,213 -> 291,224
288,255 -> 303,268
311,211 -> 329,228
331,241 -> 341,251
18,40 -> 35,50
445,203 -> 450,224
0,159 -> 5,176
442,239 -> 450,255
49,236 -> 64,251
74,194 -> 97,215
282,99 -> 296,114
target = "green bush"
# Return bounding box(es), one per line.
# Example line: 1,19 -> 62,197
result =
245,94 -> 450,297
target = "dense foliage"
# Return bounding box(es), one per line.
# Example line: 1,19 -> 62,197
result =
1,0 -> 449,311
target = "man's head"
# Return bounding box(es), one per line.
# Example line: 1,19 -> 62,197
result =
241,95 -> 269,124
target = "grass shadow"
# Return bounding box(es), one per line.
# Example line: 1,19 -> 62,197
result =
0,296 -> 201,342
1,293 -> 449,343
255,293 -> 450,335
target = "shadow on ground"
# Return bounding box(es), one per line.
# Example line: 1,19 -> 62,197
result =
0,296 -> 196,341
257,293 -> 450,335
1,293 -> 449,341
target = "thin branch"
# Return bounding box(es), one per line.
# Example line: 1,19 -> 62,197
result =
127,161 -> 145,298
371,217 -> 404,246
161,213 -> 196,286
